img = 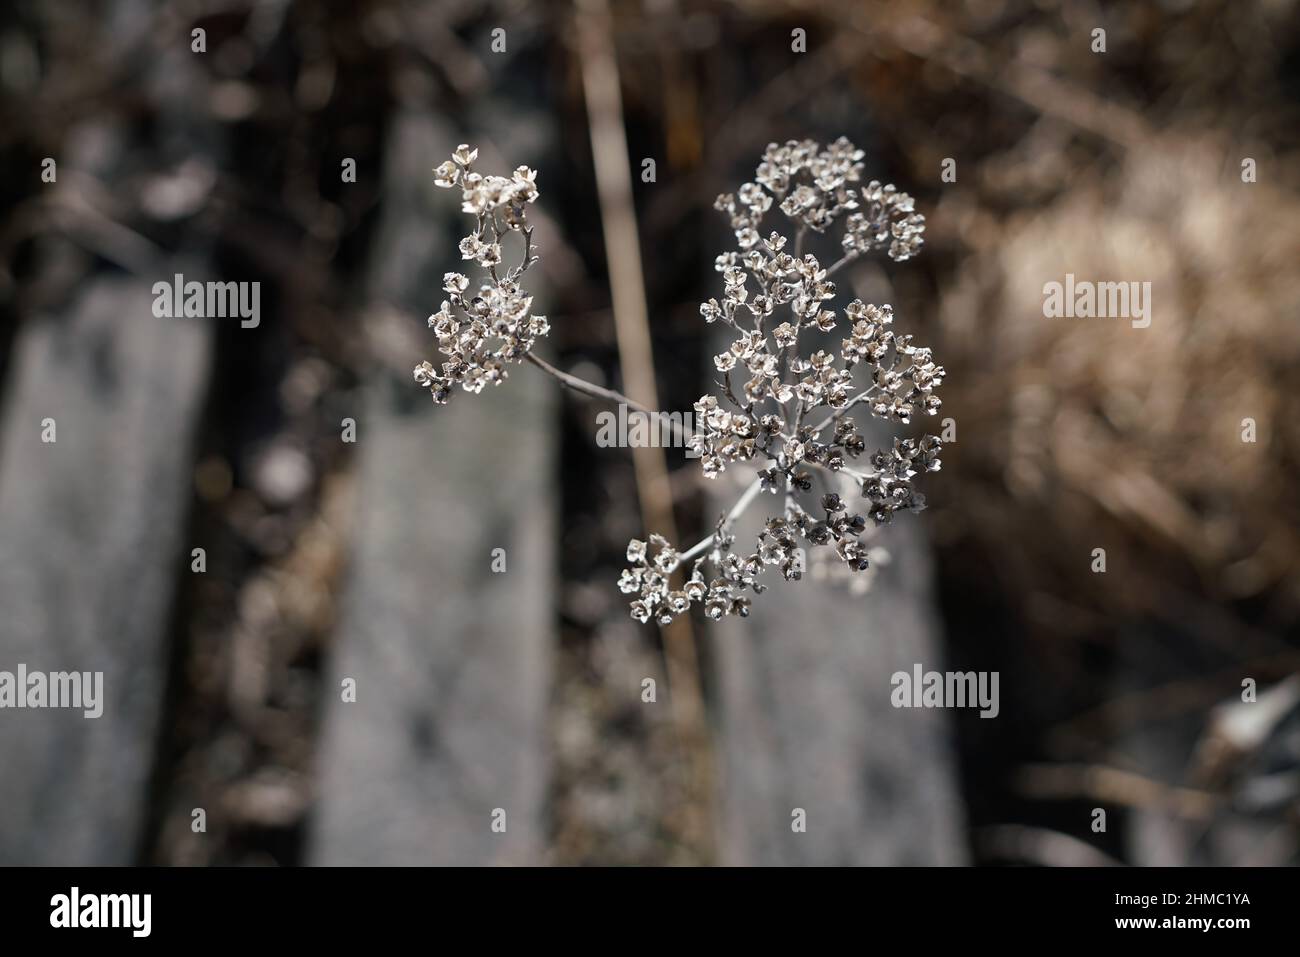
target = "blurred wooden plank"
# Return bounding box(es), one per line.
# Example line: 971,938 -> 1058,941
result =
712,439 -> 966,865
1111,628 -> 1292,866
309,113 -> 556,865
0,277 -> 212,865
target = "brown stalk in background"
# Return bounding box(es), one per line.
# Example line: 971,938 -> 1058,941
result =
574,0 -> 715,859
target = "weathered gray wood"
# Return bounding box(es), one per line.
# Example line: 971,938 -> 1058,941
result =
309,113 -> 556,865
1115,635 -> 1300,866
0,277 -> 212,865
712,436 -> 966,865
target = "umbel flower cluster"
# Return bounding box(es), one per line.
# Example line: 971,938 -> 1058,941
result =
623,137 -> 943,624
414,145 -> 545,404
416,138 -> 944,626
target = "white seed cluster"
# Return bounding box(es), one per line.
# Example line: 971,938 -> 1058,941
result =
719,137 -> 926,261
620,137 -> 945,625
409,138 -> 945,628
414,145 -> 545,405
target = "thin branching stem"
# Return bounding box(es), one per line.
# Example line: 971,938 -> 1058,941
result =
678,475 -> 765,562
806,384 -> 881,439
523,352 -> 689,447
824,250 -> 859,278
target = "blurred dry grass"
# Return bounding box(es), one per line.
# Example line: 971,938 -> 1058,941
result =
939,134 -> 1300,619
832,0 -> 1300,643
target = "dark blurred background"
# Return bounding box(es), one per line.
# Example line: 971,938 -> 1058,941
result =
0,0 -> 1297,866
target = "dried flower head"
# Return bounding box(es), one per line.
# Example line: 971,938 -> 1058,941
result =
415,146 -> 544,405
619,136 -> 944,625
415,137 -> 944,627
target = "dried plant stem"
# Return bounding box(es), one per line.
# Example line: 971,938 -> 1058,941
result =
807,385 -> 881,439
679,476 -> 764,562
824,251 -> 858,278
524,352 -> 688,446
576,0 -> 714,860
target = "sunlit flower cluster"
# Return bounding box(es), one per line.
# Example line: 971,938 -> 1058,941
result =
620,137 -> 945,624
415,145 -> 544,405
718,137 -> 926,261
410,138 -> 946,627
